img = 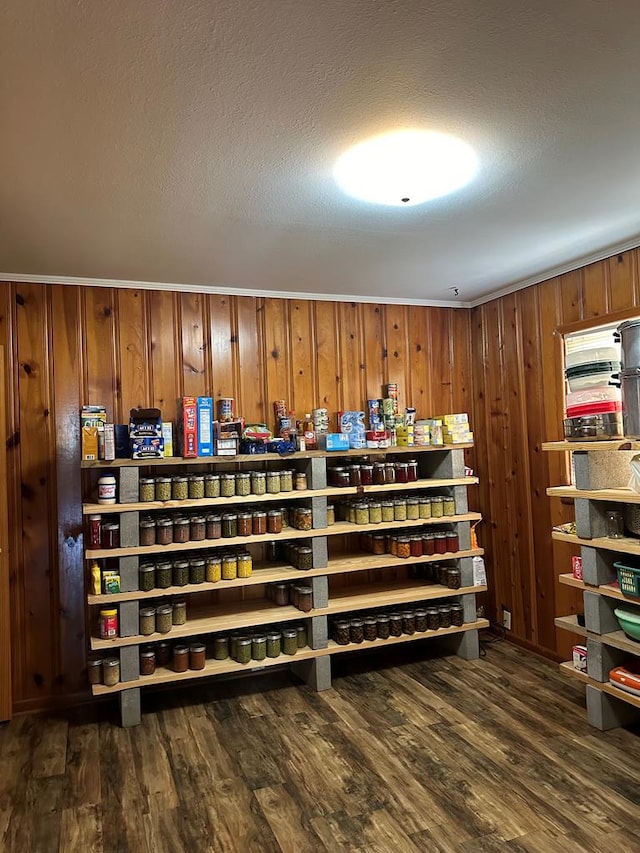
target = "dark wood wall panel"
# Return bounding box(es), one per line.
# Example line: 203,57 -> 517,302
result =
1,284 -> 472,712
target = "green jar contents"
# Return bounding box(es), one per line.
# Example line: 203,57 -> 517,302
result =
222,554 -> 237,580
229,633 -> 241,659
297,546 -> 313,571
188,475 -> 205,500
221,474 -> 236,498
443,496 -> 456,516
235,637 -> 252,664
222,513 -> 238,538
355,503 -> 370,526
251,471 -> 266,495
295,624 -> 307,648
155,561 -> 173,589
393,499 -> 407,522
156,518 -> 174,546
172,600 -> 187,625
102,657 -> 120,687
139,607 -> 156,636
450,603 -> 464,627
189,558 -> 206,584
252,634 -> 267,661
368,501 -> 382,524
173,645 -> 189,672
237,552 -> 253,578
139,564 -> 156,592
213,635 -> 229,660
190,516 -> 206,541
406,498 -> 420,521
172,560 -> 190,587
155,477 -> 172,501
419,497 -> 432,519
235,472 -> 251,497
282,628 -> 298,655
140,648 -> 156,676
189,643 -> 206,670
431,496 -> 444,518
381,500 -> 395,522
266,631 -> 281,657
173,517 -> 191,544
266,471 -> 281,494
204,474 -> 220,498
280,470 -> 294,492
206,555 -> 222,583
172,476 -> 189,501
156,604 -> 173,634
139,478 -> 156,503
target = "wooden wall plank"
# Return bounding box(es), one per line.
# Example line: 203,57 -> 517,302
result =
427,308 -> 454,416
382,304 -> 408,409
336,303 -> 364,411
179,293 -> 207,399
263,299 -> 291,426
288,300 -> 315,419
581,261 -> 608,319
208,294 -> 235,405
235,296 -> 265,423
361,304 -> 386,404
0,344 -> 12,718
82,288 -> 118,420
607,251 -> 638,312
148,291 -> 182,413
115,289 -> 150,415
405,307 -> 430,416
313,301 -> 340,424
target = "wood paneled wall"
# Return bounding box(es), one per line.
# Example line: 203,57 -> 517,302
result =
471,249 -> 640,659
0,283 -> 473,712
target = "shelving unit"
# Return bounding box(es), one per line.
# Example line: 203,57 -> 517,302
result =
84,444 -> 487,726
544,440 -> 640,730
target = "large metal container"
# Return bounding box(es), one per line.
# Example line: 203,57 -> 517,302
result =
621,367 -> 640,438
563,412 -> 624,440
615,319 -> 640,370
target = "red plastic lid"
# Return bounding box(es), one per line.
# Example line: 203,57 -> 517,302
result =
565,400 -> 622,418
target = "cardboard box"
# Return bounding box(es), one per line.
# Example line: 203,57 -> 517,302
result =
162,422 -> 173,457
215,437 -> 238,456
318,433 -> 350,451
177,397 -> 198,458
100,423 -> 116,460
81,426 -> 99,461
114,424 -> 130,458
572,556 -> 583,580
197,397 -> 214,457
131,436 -> 164,459
572,644 -> 587,672
129,407 -> 162,438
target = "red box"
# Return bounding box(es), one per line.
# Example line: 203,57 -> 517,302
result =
177,397 -> 198,458
572,556 -> 583,580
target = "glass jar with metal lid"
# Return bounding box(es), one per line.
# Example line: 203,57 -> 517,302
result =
204,473 -> 220,498
422,532 -> 435,555
172,476 -> 188,501
426,606 -> 440,630
172,645 -> 189,672
140,518 -> 156,547
389,612 -> 403,636
443,495 -> 456,516
252,634 -> 267,661
172,600 -> 187,625
415,608 -> 428,632
156,604 -> 173,634
409,535 -> 423,557
140,648 -> 156,676
281,628 -> 298,655
295,472 -> 307,490
220,473 -> 236,498
280,470 -> 294,492
266,631 -> 282,657
155,476 -> 172,501
349,619 -> 364,644
206,554 -> 222,583
101,523 -> 120,549
235,472 -> 251,497
397,537 -> 411,559
272,583 -> 290,606
296,624 -> 307,648
446,531 -> 460,553
360,464 -> 374,486
189,643 -> 206,670
363,617 -> 377,641
102,657 -> 120,686
237,552 -> 252,578
155,560 -> 173,589
139,563 -> 156,591
406,498 -> 420,520
326,504 -> 335,526
267,509 -> 283,534
434,531 -> 448,554
407,459 -> 419,482
213,635 -> 229,660
384,462 -> 396,484
354,503 -> 370,526
418,497 -> 432,519
295,507 -> 313,531
235,637 -> 252,664
172,560 -> 190,587
237,512 -> 252,537
395,462 -> 409,484
347,465 -> 361,486
188,475 -> 205,500
373,462 -> 386,485
222,513 -> 238,538
297,546 -> 313,571
173,516 -> 190,544
252,510 -> 267,535
139,478 -> 156,503
221,553 -> 237,580
190,515 -> 206,541
446,567 -> 461,589
393,499 -> 407,522
431,496 -> 444,518
139,607 -> 156,636
155,518 -> 173,546
381,500 -> 395,522
155,641 -> 171,667
334,620 -> 350,645
250,471 -> 266,495
369,501 -> 382,524
206,514 -> 222,539
189,557 -> 206,584
450,603 -> 464,627
376,614 -> 391,639
266,470 -> 281,494
297,586 -> 313,612
438,604 -> 452,629
402,610 -> 416,635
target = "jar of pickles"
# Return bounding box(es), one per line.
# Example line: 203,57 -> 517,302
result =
354,503 -> 370,525
266,471 -> 281,494
393,499 -> 407,522
295,472 -> 307,491
156,604 -> 173,634
189,558 -> 206,584
282,628 -> 298,655
172,560 -> 190,587
188,475 -> 205,500
172,476 -> 188,501
139,478 -> 156,503
296,624 -> 307,648
221,473 -> 236,498
235,472 -> 251,497
155,477 -> 172,501
139,607 -> 156,636
431,496 -> 444,518
406,498 -> 420,520
236,637 -> 252,664
251,471 -> 266,495
369,501 -> 382,524
280,470 -> 293,492
298,546 -> 313,571
206,555 -> 222,583
102,657 -> 120,686
443,495 -> 456,516
381,500 -> 395,522
172,600 -> 187,625
204,474 -> 220,498
419,497 -> 432,519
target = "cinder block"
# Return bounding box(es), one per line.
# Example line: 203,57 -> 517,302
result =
573,450 -> 635,490
120,645 -> 140,682
441,628 -> 480,660
308,615 -> 328,649
291,655 -> 332,691
453,486 -> 468,514
581,547 -> 617,587
119,511 -> 139,548
118,555 -> 139,593
461,593 -> 477,623
119,600 -> 139,637
120,687 -> 141,727
420,448 -> 465,479
118,467 -> 140,504
311,537 -> 328,568
586,637 -> 625,682
584,591 -> 619,635
457,521 -> 471,551
311,497 -> 327,529
311,576 -> 328,609
586,685 -> 640,731
575,499 -> 607,539
459,557 -> 474,587
302,457 -> 327,490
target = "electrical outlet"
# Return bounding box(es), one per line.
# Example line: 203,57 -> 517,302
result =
502,608 -> 512,630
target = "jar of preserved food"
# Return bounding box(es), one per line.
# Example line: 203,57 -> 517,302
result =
173,645 -> 189,672
363,617 -> 377,641
206,555 -> 222,583
446,567 -> 461,589
395,462 -> 409,484
355,503 -> 370,526
251,511 -> 267,535
372,535 -> 386,556
296,624 -> 307,648
236,637 -> 252,664
434,532 -> 448,554
290,585 -> 300,608
393,499 -> 407,522
295,472 -> 307,491
297,586 -> 313,613
409,535 -> 423,557
139,607 -> 156,636
431,496 -> 444,518
172,476 -> 188,501
407,459 -> 419,482
190,515 -> 206,541
438,604 -> 452,629
360,464 -> 374,486
229,633 -> 241,659
140,648 -> 156,676
237,552 -> 252,578
437,563 -> 449,585
266,471 -> 281,494
385,463 -> 396,484
280,507 -> 290,529
350,619 -> 364,644
155,477 -> 172,501
139,478 -> 156,503
206,514 -> 222,540
156,518 -> 173,546
222,513 -> 238,538
204,474 -> 220,498
251,471 -> 266,495
406,498 -> 420,521
266,631 -> 281,657
171,560 -> 189,587
234,472 -> 250,497
402,610 -> 416,635
139,518 -> 155,548
102,657 -> 120,687
172,599 -> 187,625
99,608 -> 118,639
221,553 -> 237,580
189,558 -> 206,584
389,536 -> 398,557
266,541 -> 283,562
326,504 -> 335,526
334,620 -> 350,645
297,546 -> 313,571
381,500 -> 395,522
280,470 -> 294,492
282,628 -> 298,655
139,564 -> 156,592
267,510 -> 283,534
213,635 -> 229,660
376,614 -> 391,639
373,462 -> 386,485
415,609 -> 428,632
153,560 -> 171,589
389,612 -> 403,637
419,497 -> 432,519
445,532 -> 459,553
188,475 -> 205,500
443,496 -> 456,516
156,604 -> 173,634
347,504 -> 356,524
189,642 -> 206,670
236,512 -> 252,537
101,523 -> 120,549
422,532 -> 435,555
368,501 -> 382,524
426,607 -> 440,631
295,507 -> 313,531
450,603 -> 464,627
88,514 -> 102,549
347,465 -> 361,486
397,537 -> 411,559
156,641 -> 172,667
252,634 -> 267,661
87,657 -> 103,686
220,473 -> 236,498
173,516 -> 190,544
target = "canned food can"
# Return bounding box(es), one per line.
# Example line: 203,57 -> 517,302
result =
217,398 -> 234,422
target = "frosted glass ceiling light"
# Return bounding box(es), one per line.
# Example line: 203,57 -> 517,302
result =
334,130 -> 477,206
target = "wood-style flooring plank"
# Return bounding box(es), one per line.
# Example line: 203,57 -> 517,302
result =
58,804 -> 103,853
254,784 -> 327,853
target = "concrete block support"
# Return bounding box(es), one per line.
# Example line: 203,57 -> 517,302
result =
584,591 -> 619,635
457,522 -> 471,552
586,685 -> 640,731
586,637 -> 625,682
311,576 -> 328,609
118,555 -> 139,593
421,448 -> 465,480
291,655 -> 331,691
461,593 -> 477,623
119,511 -> 139,548
119,601 -> 140,638
581,547 -> 617,587
309,615 -> 328,649
311,537 -> 328,569
575,499 -> 607,539
311,497 -> 328,529
453,485 -> 468,514
459,557 -> 474,588
120,687 -> 142,728
442,628 -> 480,660
573,451 -> 636,491
119,645 -> 140,682
303,457 -> 327,490
118,467 -> 139,504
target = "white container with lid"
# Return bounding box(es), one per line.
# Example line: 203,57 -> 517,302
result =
97,475 -> 117,504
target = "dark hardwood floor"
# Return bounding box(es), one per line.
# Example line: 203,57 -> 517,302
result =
1,638 -> 639,853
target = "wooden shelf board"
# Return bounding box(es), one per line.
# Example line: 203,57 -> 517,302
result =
85,512 -> 482,559
88,548 -> 485,604
554,614 -> 587,637
555,613 -> 640,657
82,444 -> 475,469
547,485 -> 640,504
82,477 -> 479,515
324,581 -> 487,615
543,440 -> 640,453
91,619 -> 489,695
89,601 -> 317,651
558,572 -> 629,602
552,530 -> 640,558
559,661 -> 640,710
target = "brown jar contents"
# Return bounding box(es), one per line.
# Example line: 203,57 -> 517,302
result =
397,537 -> 411,559
446,532 -> 459,553
402,610 -> 416,635
189,642 -> 206,670
140,648 -> 156,676
334,620 -> 350,645
237,512 -> 253,537
156,641 -> 172,667
297,586 -> 313,613
87,657 -> 102,685
438,605 -> 452,629
252,511 -> 267,535
415,609 -> 428,632
102,657 -> 120,687
190,516 -> 206,541
363,617 -> 377,641
376,614 -> 391,639
389,612 -> 403,637
172,645 -> 189,672
156,519 -> 173,546
372,535 -> 386,556
450,603 -> 464,627
206,515 -> 222,539
267,510 -> 283,534
139,519 -> 156,546
426,607 -> 440,630
349,619 -> 364,644
446,567 -> 461,589
173,517 -> 191,544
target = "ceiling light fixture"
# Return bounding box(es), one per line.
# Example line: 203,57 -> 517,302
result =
334,129 -> 477,207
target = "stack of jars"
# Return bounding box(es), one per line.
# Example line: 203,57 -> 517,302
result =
269,581 -> 314,612
358,527 -> 460,558
138,469 -> 305,504
327,459 -> 419,487
334,493 -> 456,525
331,600 -> 464,645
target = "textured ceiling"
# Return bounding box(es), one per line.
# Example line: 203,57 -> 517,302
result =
2,0 -> 640,305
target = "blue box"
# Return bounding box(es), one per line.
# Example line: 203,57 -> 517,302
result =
197,397 -> 214,457
130,436 -> 164,459
322,433 -> 350,452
